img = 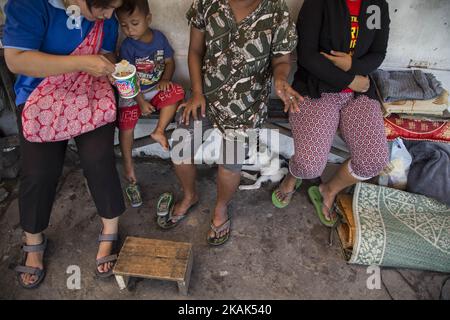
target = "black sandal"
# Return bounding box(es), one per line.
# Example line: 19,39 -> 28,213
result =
95,231 -> 120,278
15,235 -> 48,289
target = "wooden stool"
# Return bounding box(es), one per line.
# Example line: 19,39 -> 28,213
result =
113,237 -> 193,295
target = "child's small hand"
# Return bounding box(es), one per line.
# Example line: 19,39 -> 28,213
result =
157,80 -> 173,92
139,100 -> 156,116
179,92 -> 206,126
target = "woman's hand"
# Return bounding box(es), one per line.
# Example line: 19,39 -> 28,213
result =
81,55 -> 116,77
321,50 -> 352,72
274,79 -> 303,113
157,80 -> 173,92
179,92 -> 207,126
348,75 -> 370,93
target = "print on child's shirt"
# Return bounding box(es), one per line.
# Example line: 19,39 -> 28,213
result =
135,50 -> 165,89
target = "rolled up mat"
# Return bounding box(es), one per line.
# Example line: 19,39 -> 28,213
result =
336,194 -> 356,250
348,183 -> 450,273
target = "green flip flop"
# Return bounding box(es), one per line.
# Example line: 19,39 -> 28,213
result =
272,179 -> 302,209
307,186 -> 338,227
156,201 -> 198,230
156,192 -> 174,217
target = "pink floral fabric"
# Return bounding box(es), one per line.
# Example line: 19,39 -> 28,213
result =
22,20 -> 116,143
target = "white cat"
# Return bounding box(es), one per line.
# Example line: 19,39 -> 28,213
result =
239,143 -> 288,190
196,129 -> 288,190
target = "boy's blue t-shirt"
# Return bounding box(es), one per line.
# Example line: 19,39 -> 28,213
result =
119,29 -> 174,92
3,0 -> 119,106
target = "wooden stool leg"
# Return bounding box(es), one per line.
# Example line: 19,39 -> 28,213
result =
115,275 -> 130,290
177,253 -> 193,295
177,280 -> 188,295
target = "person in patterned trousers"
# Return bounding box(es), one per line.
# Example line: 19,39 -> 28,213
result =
273,0 -> 391,225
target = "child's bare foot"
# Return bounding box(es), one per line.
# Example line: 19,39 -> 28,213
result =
151,130 -> 169,151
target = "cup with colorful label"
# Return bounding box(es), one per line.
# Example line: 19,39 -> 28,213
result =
112,60 -> 140,99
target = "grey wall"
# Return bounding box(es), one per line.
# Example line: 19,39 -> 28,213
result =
385,0 -> 450,70
1,0 -> 449,85
151,0 -> 450,85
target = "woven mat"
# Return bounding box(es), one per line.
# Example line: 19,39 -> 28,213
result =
349,183 -> 450,273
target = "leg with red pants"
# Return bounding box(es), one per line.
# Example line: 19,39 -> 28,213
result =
149,83 -> 185,151
118,104 -> 141,184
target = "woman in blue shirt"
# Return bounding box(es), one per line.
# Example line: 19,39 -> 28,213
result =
4,0 -> 125,288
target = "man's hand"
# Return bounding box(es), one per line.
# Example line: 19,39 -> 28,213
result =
157,79 -> 173,92
179,92 -> 207,125
321,50 -> 353,72
274,79 -> 304,113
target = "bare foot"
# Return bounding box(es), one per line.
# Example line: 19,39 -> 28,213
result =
21,251 -> 44,286
96,240 -> 114,274
172,194 -> 199,221
208,205 -> 230,239
319,184 -> 337,221
151,130 -> 169,151
275,175 -> 298,202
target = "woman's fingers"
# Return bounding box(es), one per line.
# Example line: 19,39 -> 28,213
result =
330,50 -> 347,57
320,52 -> 334,61
99,56 -> 116,74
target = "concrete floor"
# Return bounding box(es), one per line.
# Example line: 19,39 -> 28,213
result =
0,158 -> 448,300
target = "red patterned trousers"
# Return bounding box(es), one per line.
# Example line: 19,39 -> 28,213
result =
289,93 -> 389,180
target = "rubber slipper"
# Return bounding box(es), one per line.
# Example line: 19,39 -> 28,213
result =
207,218 -> 231,246
157,192 -> 174,217
307,186 -> 338,227
157,201 -> 198,230
272,179 -> 302,209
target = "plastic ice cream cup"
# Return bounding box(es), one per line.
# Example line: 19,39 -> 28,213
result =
112,63 -> 140,99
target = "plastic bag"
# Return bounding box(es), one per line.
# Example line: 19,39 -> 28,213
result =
378,138 -> 412,190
